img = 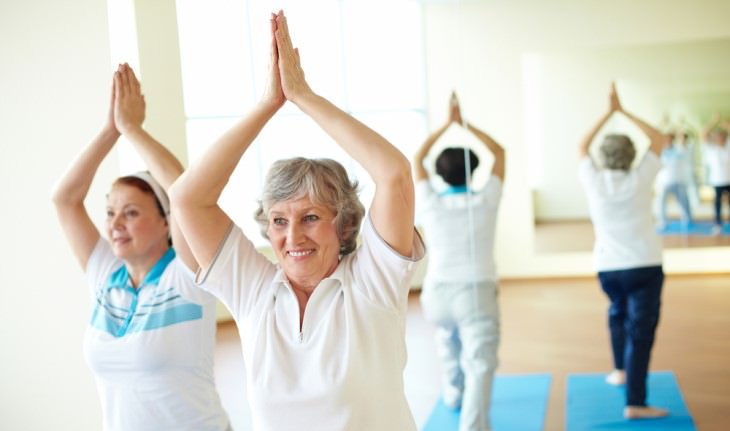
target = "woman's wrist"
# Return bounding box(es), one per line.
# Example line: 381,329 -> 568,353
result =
100,125 -> 121,141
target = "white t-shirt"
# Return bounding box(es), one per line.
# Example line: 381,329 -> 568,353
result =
416,176 -> 502,283
84,239 -> 230,431
659,145 -> 693,185
198,215 -> 425,431
702,139 -> 730,186
578,153 -> 663,272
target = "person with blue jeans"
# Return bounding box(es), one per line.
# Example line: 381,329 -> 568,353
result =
657,134 -> 693,228
413,92 -> 505,431
598,266 -> 664,408
701,114 -> 730,234
578,83 -> 668,420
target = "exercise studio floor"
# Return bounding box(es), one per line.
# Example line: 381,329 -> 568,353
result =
213,274 -> 730,431
534,220 -> 730,253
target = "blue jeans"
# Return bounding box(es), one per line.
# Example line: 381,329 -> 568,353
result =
421,280 -> 500,431
598,266 -> 663,407
659,182 -> 692,224
713,184 -> 730,225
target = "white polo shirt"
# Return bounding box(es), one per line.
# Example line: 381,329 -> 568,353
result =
702,139 -> 730,186
579,152 -> 663,272
84,239 -> 230,431
198,215 -> 425,431
416,176 -> 502,284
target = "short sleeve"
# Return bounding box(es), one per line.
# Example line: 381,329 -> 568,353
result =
349,215 -> 426,310
637,151 -> 661,184
194,223 -> 277,319
84,238 -> 122,299
169,257 -> 218,305
578,156 -> 597,190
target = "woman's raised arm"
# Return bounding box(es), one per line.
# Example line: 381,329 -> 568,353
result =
51,76 -> 119,269
274,11 -> 415,256
169,14 -> 285,272
113,63 -> 201,271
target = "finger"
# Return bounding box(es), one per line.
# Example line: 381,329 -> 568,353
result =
110,71 -> 117,103
120,63 -> 131,96
277,12 -> 293,51
113,70 -> 123,102
270,15 -> 278,59
127,65 -> 142,96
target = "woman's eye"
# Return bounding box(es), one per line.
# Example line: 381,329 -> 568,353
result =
124,209 -> 138,217
273,217 -> 287,226
303,214 -> 319,223
106,210 -> 114,218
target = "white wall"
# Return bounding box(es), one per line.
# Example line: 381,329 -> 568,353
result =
423,0 -> 730,277
0,0 -> 115,429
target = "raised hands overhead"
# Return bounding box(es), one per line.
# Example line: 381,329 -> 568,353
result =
579,82 -> 619,159
262,13 -> 286,112
52,71 -> 124,269
580,82 -> 666,159
273,11 -> 313,106
609,81 -> 622,113
449,91 -> 463,126
114,63 -> 146,136
414,91 -> 505,181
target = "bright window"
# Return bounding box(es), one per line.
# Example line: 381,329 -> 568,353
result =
176,0 -> 427,245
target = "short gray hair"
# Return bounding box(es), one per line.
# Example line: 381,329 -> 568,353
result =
600,134 -> 636,171
254,158 -> 365,256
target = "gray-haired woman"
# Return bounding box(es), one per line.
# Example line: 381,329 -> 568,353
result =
169,11 -> 425,431
577,83 -> 669,420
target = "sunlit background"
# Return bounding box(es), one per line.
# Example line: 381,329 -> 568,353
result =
2,0 -> 729,429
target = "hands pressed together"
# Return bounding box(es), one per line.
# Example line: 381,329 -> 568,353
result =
608,81 -> 623,114
102,63 -> 146,138
448,91 -> 464,126
261,10 -> 314,112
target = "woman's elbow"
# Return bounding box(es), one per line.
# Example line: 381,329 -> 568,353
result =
385,155 -> 414,188
168,175 -> 192,211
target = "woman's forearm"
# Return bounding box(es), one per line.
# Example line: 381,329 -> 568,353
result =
295,93 -> 411,186
172,103 -> 278,208
52,127 -> 119,205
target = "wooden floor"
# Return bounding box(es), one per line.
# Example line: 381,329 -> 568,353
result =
534,220 -> 730,253
214,274 -> 730,430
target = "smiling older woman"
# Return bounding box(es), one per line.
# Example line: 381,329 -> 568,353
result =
169,11 -> 425,431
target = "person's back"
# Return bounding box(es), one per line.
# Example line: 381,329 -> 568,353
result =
413,92 -> 505,431
576,83 -> 668,420
418,178 -> 501,284
580,155 -> 662,270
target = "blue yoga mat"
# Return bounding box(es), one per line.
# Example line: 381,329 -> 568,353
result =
422,373 -> 551,431
566,371 -> 695,431
657,220 -> 730,236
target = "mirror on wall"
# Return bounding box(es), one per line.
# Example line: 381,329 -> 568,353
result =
524,37 -> 730,253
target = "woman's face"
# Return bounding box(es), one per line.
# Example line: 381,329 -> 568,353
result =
267,196 -> 341,290
105,184 -> 169,262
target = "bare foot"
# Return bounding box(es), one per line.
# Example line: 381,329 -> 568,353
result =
605,369 -> 625,386
442,385 -> 462,410
624,405 -> 669,419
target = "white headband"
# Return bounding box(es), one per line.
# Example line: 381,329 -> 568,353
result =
128,171 -> 170,218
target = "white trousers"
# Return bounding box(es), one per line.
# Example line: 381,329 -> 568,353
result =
420,280 -> 500,431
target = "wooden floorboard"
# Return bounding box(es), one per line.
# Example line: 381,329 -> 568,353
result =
214,274 -> 730,431
534,220 -> 730,253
